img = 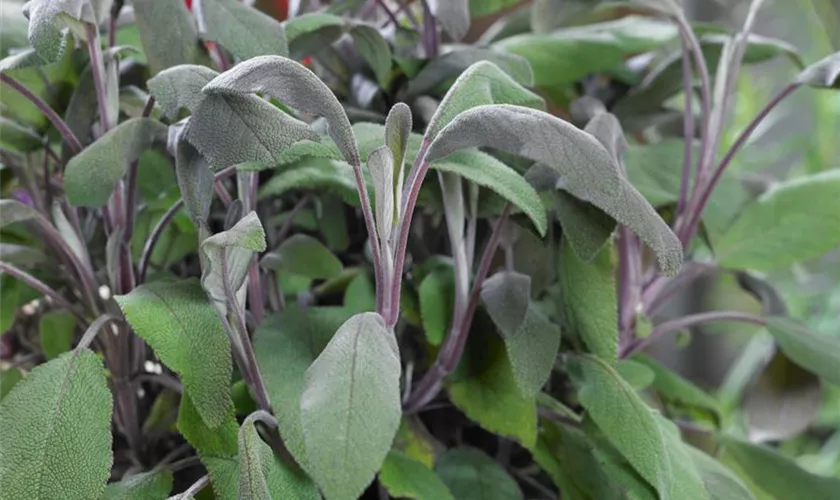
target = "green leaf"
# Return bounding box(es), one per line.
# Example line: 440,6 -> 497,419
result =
283,12 -> 345,59
495,16 -> 678,87
344,272 -> 376,314
426,60 -> 545,141
551,190 -> 616,261
349,24 -> 392,88
133,0 -> 206,75
719,436 -> 840,499
101,470 -> 173,500
765,316 -> 840,386
300,312 -> 401,500
202,0 -> 288,61
38,310 -> 75,360
0,367 -> 23,401
419,264 -> 455,346
0,117 -> 42,152
200,211 -> 266,315
427,105 -> 681,275
260,157 -> 359,203
185,92 -> 319,171
559,240 -> 617,364
794,51 -> 840,88
261,234 -> 342,280
0,198 -> 41,228
385,103 -> 412,211
65,118 -> 168,207
435,447 -> 523,500
469,0 -> 519,17
617,359 -> 655,390
634,355 -> 720,416
177,395 -> 239,500
367,146 -> 395,244
429,0 -> 470,41
533,419 -> 628,500
716,171 -> 840,271
481,271 -> 560,396
686,447 -> 754,500
175,136 -> 214,229
0,349 -> 112,500
204,55 -> 360,166
0,48 -> 46,72
147,65 -> 219,119
237,411 -> 319,499
380,451 -> 455,500
21,0 -> 92,63
447,317 -> 537,447
407,48 -> 534,96
254,307 -> 351,467
115,279 -> 233,429
567,354 -> 707,500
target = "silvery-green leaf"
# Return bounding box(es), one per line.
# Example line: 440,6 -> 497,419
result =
147,65 -> 219,119
261,234 -> 343,280
200,211 -> 267,315
435,447 -> 523,500
175,131 -> 214,229
300,312 -> 401,500
0,47 -> 46,72
385,103 -> 412,211
0,117 -> 42,152
101,470 -> 173,500
367,146 -> 395,244
481,271 -> 561,396
51,202 -> 89,269
21,0 -> 93,62
765,316 -> 840,386
686,446 -> 754,500
186,92 -> 319,171
349,24 -> 392,88
795,51 -> 840,88
426,60 -> 544,141
203,56 -> 360,166
428,0 -> 470,42
236,411 -> 319,499
426,104 -> 682,276
551,190 -> 616,261
133,0 -> 205,75
0,199 -> 41,228
201,0 -> 288,61
283,12 -> 345,60
407,48 -> 534,96
65,118 -> 168,207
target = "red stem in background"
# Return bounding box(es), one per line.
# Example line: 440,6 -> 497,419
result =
404,204 -> 512,413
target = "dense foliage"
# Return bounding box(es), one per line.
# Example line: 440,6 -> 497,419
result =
1,0 -> 839,499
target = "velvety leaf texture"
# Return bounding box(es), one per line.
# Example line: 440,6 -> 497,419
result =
429,0 -> 470,41
253,307 -> 352,468
147,65 -> 219,119
559,240 -> 618,364
551,190 -> 617,261
202,0 -> 289,61
261,234 -> 343,280
237,411 -> 319,500
715,170 -> 840,271
175,136 -> 214,228
367,146 -> 395,243
425,60 -> 545,140
687,446 -> 754,500
101,470 -> 173,500
65,118 -> 168,207
435,447 -> 523,500
765,316 -> 840,386
635,356 -> 720,416
0,349 -> 113,500
567,355 -> 707,500
21,0 -> 89,63
115,279 -> 233,429
379,451 -> 455,500
204,56 -> 360,166
0,198 -> 42,228
407,48 -> 534,96
300,312 -> 402,500
426,104 -> 682,275
185,92 -> 319,171
385,102 -> 412,209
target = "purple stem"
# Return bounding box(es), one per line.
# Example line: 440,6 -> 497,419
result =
246,173 -> 265,324
0,262 -> 86,323
620,311 -> 766,358
123,96 -> 156,245
617,228 -> 641,350
351,161 -> 385,316
673,14 -> 711,182
404,204 -> 512,412
0,74 -> 82,153
676,32 -> 695,217
680,83 -> 800,246
85,23 -> 112,132
420,0 -> 439,58
375,0 -> 401,26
